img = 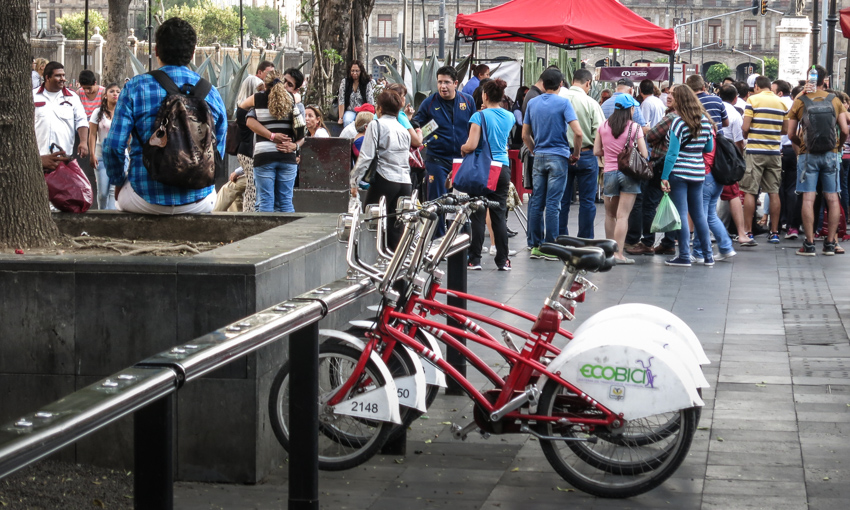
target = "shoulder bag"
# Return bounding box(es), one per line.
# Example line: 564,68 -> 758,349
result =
450,111 -> 503,196
360,118 -> 382,184
617,121 -> 653,181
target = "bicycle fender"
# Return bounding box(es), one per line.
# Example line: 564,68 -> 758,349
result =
541,330 -> 704,421
569,319 -> 710,389
573,303 -> 710,365
318,329 -> 402,425
348,319 -> 447,388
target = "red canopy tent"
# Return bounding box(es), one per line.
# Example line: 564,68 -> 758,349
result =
454,0 -> 679,79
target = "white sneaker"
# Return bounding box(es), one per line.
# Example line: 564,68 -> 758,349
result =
490,246 -> 517,256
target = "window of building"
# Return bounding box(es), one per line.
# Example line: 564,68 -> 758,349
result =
377,14 -> 391,39
743,21 -> 757,47
37,12 -> 48,31
428,15 -> 439,40
708,20 -> 721,43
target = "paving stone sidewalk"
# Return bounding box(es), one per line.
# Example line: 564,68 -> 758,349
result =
174,208 -> 850,510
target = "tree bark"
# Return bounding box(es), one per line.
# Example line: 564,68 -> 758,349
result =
350,0 -> 375,71
0,0 -> 58,248
103,0 -> 131,85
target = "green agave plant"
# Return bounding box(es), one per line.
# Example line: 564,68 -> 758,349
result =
127,46 -> 253,120
383,51 -> 472,109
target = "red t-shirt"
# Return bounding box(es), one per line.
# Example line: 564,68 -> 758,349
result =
77,86 -> 105,119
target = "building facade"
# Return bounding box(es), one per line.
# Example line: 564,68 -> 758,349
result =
367,0 -> 847,82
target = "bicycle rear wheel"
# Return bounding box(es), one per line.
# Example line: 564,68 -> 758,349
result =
268,342 -> 393,471
536,379 -> 698,498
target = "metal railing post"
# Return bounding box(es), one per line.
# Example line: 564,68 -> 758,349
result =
445,246 -> 468,396
134,394 -> 173,510
288,322 -> 320,510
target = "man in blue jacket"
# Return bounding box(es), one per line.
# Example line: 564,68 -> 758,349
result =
414,66 -> 476,237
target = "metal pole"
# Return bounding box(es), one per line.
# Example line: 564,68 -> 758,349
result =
410,1 -> 415,60
288,322 -> 319,510
239,0 -> 244,62
701,21 -> 705,76
84,0 -> 89,70
669,50 -> 675,84
438,0 -> 446,59
826,0 -> 838,84
445,248 -> 468,396
134,395 -> 173,510
845,41 -> 850,94
402,0 -> 407,78
147,0 -> 153,71
689,9 -> 694,65
813,0 -> 820,66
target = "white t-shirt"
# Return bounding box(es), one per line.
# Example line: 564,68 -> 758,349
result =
312,127 -> 330,138
778,95 -> 793,146
640,95 -> 666,128
721,101 -> 744,144
89,107 -> 113,158
339,122 -> 358,139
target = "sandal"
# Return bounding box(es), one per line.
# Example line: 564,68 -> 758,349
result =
835,243 -> 845,255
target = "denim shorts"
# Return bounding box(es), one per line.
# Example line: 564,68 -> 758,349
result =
603,170 -> 641,196
797,152 -> 841,193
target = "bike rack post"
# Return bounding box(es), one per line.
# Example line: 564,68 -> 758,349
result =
288,321 -> 320,510
134,394 -> 174,510
445,247 -> 468,396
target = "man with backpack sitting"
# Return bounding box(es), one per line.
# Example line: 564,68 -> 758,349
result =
786,65 -> 850,256
103,17 -> 227,214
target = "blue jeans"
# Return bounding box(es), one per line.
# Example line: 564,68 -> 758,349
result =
343,111 -> 357,127
693,173 -> 734,258
253,161 -> 298,212
559,150 -> 598,239
668,175 -> 711,261
95,159 -> 117,210
528,153 -> 569,247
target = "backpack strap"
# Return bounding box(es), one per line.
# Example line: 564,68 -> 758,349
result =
148,69 -> 212,99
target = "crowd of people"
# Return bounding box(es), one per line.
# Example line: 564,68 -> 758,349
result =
30,17 -> 849,265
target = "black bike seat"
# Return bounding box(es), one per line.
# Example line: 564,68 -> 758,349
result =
555,236 -> 619,258
539,243 -> 606,271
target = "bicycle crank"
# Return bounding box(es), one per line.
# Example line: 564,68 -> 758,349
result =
519,424 -> 599,443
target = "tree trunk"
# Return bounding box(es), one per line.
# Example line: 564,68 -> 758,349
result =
103,0 -> 131,85
303,0 -> 351,112
350,0 -> 375,72
0,0 -> 58,248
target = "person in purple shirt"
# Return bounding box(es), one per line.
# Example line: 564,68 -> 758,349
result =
522,68 -> 584,259
461,64 -> 490,96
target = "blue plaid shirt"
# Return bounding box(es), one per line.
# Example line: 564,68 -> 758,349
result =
103,66 -> 227,206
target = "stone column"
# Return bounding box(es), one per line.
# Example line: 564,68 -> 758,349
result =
777,16 -> 812,83
735,17 -> 742,48
725,16 -> 730,47
760,14 -> 766,49
56,33 -> 66,66
91,27 -> 104,78
128,28 -> 138,58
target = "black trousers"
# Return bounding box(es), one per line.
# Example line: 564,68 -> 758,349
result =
780,145 -> 800,230
365,173 -> 413,250
469,165 -> 511,267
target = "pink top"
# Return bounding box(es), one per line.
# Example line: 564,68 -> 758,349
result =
598,120 -> 643,172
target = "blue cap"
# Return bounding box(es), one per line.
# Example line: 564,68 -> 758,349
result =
614,94 -> 640,110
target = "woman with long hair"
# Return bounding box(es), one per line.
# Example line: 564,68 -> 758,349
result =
235,79 -> 266,212
241,70 -> 306,212
305,105 -> 330,137
87,83 -> 122,210
459,78 -> 516,271
350,91 -> 411,249
337,60 -> 375,127
660,85 -> 715,267
593,94 -> 648,264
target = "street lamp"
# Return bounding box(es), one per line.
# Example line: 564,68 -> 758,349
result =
730,46 -> 765,76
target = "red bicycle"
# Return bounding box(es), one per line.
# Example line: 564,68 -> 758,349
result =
269,195 -> 705,498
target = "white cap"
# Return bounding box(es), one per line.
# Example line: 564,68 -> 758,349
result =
746,74 -> 759,89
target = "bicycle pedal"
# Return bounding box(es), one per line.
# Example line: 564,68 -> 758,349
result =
451,421 -> 479,441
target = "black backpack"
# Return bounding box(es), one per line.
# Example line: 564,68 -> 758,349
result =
711,131 -> 746,185
140,70 -> 223,189
801,93 -> 837,155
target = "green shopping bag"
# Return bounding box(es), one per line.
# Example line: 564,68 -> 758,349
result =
650,192 -> 682,233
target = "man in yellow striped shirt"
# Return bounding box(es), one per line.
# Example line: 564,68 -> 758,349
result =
741,75 -> 787,245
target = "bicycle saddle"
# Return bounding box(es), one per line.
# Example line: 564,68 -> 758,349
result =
539,243 -> 606,271
555,236 -> 618,258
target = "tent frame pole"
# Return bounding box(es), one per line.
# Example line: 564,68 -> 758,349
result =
669,50 -> 675,84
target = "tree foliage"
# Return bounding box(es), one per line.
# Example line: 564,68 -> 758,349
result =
55,11 -> 108,40
242,6 -> 284,42
764,57 -> 778,81
705,63 -> 732,84
165,0 -> 240,45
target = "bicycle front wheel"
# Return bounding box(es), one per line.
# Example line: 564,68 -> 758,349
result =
268,342 -> 393,471
536,379 -> 698,498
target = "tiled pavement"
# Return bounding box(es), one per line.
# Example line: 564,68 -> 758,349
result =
174,206 -> 850,509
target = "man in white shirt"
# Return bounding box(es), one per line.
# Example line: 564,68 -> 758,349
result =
33,61 -> 89,171
718,85 -> 744,151
638,79 -> 665,129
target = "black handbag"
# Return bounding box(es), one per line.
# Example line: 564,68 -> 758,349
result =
617,122 -> 653,181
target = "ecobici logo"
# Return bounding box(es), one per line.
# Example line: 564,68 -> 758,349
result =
578,357 -> 658,389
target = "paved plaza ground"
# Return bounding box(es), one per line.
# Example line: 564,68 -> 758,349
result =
174,206 -> 850,510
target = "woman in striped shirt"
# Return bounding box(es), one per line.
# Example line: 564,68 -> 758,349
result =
660,86 -> 715,267
242,70 -> 305,212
